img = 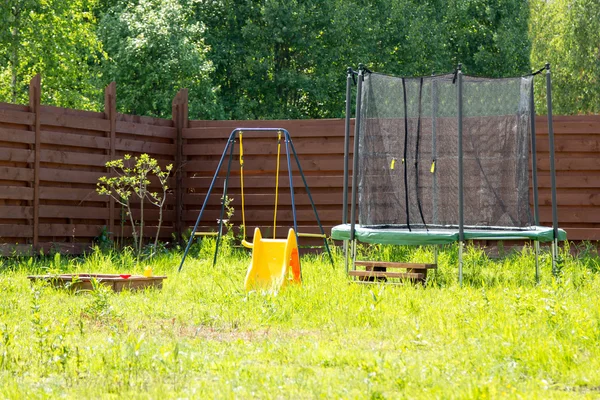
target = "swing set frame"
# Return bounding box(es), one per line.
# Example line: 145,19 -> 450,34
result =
178,128 -> 334,272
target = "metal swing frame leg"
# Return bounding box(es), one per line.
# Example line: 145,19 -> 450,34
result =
178,132 -> 236,272
287,136 -> 334,266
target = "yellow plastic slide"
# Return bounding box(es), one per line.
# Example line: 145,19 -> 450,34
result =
244,227 -> 301,291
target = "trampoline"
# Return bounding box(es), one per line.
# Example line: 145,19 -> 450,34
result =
332,64 -> 566,283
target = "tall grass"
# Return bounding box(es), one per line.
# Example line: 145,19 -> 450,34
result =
0,241 -> 599,398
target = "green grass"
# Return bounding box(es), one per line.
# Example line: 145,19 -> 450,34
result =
1,241 -> 600,399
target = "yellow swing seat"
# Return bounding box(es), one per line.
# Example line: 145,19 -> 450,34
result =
243,227 -> 301,292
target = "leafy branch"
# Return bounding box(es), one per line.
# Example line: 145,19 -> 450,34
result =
97,154 -> 172,259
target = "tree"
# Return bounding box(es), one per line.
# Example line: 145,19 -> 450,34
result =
196,0 -> 531,120
97,0 -> 223,119
0,0 -> 104,109
530,0 -> 600,114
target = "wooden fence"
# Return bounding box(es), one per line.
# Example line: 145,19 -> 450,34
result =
0,76 -> 599,254
0,77 -> 178,254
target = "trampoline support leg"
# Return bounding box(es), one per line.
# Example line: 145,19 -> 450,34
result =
434,246 -> 438,265
534,241 -> 540,283
458,241 -> 464,286
351,239 -> 357,281
551,238 -> 558,277
344,240 -> 349,275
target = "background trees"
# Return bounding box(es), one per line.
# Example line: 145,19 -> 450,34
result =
0,0 -> 597,117
97,0 -> 223,119
0,0 -> 104,109
530,0 -> 600,114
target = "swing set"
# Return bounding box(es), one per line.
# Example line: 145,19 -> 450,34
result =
177,128 -> 333,290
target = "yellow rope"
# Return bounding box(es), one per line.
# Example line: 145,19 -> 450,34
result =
239,132 -> 246,241
273,131 -> 282,238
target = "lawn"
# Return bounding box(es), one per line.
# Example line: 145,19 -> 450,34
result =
1,241 -> 600,399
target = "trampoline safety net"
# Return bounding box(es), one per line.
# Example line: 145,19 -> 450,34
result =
358,72 -> 534,230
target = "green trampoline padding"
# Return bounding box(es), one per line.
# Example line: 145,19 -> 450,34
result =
331,224 -> 567,245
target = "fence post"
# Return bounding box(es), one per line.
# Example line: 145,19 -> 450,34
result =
104,82 -> 117,242
172,89 -> 188,243
28,75 -> 41,250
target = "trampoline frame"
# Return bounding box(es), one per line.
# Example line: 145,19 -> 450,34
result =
340,64 -> 562,284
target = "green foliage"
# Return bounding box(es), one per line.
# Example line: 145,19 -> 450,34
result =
0,0 -> 105,109
530,0 -> 600,114
197,0 -> 531,119
97,154 -> 173,258
2,0 -> 596,119
96,0 -> 224,119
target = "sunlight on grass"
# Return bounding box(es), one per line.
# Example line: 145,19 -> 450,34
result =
1,241 -> 599,398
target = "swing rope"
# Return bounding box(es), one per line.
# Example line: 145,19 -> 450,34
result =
273,131 -> 282,238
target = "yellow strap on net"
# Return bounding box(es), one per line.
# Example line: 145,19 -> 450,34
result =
273,131 -> 282,238
239,132 -> 247,242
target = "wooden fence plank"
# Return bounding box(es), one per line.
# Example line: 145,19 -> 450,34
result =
115,137 -> 175,156
562,228 -> 600,241
184,193 -> 343,206
536,138 -> 600,153
184,175 -> 346,189
39,187 -> 104,202
183,120 -> 349,139
0,148 -> 33,163
39,223 -> 104,237
0,186 -> 34,200
0,127 -> 35,144
184,157 -> 346,174
40,111 -> 110,132
536,157 -> 600,171
0,166 -> 34,181
183,137 -> 346,156
37,224 -> 173,238
539,206 -> 600,224
537,174 -> 600,188
39,168 -> 104,184
0,109 -> 35,125
0,206 -> 33,219
40,130 -> 110,150
183,209 -> 342,223
0,224 -> 32,237
39,205 -> 109,219
115,120 -> 175,139
40,149 -> 108,167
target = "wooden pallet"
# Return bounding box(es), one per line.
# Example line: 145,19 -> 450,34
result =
27,273 -> 167,292
349,261 -> 437,283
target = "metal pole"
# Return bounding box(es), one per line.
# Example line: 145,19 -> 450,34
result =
351,239 -> 357,278
212,135 -> 237,266
349,65 -> 364,243
178,130 -> 236,272
530,78 -> 540,226
288,136 -> 334,266
285,134 -> 299,239
530,77 -> 541,284
343,67 -> 353,272
432,76 -> 438,224
545,63 -> 559,275
343,68 -> 353,226
535,241 -> 540,283
457,64 -> 464,286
